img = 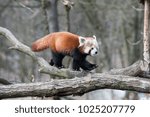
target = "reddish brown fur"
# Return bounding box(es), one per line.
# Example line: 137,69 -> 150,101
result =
32,32 -> 80,54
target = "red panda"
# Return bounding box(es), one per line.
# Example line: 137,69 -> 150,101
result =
32,32 -> 99,71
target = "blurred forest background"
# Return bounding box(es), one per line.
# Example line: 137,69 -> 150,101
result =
0,0 -> 148,99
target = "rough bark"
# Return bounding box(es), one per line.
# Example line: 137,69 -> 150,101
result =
143,0 -> 150,71
0,74 -> 150,99
108,60 -> 142,76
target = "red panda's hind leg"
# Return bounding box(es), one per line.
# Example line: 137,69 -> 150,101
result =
72,59 -> 81,71
71,48 -> 82,71
50,51 -> 65,69
49,59 -> 54,66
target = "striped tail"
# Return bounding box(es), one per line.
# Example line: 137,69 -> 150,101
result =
31,34 -> 51,52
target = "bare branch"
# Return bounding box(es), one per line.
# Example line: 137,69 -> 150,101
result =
0,74 -> 150,99
108,60 -> 142,76
14,0 -> 34,13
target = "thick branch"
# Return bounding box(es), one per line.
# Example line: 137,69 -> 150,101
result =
108,60 -> 142,76
0,74 -> 150,99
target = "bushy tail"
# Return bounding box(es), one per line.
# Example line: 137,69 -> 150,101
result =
31,34 -> 51,52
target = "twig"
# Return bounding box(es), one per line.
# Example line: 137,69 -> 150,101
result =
14,0 -> 34,13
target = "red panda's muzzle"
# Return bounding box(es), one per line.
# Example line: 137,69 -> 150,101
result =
89,47 -> 98,56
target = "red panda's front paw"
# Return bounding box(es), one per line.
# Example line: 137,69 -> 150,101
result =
57,65 -> 65,69
90,64 -> 98,70
60,65 -> 65,69
72,68 -> 81,71
74,69 -> 81,71
85,64 -> 98,71
92,64 -> 98,68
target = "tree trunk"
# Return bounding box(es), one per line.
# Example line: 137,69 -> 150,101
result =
50,0 -> 59,32
66,6 -> 71,32
143,0 -> 150,72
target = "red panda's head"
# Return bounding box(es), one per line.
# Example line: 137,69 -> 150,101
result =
78,35 -> 99,56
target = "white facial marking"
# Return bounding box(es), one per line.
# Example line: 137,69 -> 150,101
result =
78,36 -> 86,47
84,46 -> 91,54
90,48 -> 98,56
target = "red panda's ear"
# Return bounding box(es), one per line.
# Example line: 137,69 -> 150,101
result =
93,35 -> 97,40
93,35 -> 99,49
79,36 -> 86,47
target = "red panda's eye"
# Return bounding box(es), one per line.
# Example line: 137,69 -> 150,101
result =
91,48 -> 94,50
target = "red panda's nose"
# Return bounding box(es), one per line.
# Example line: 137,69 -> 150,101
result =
95,51 -> 98,54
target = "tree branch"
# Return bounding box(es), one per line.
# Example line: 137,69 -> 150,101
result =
108,60 -> 142,76
0,74 -> 150,99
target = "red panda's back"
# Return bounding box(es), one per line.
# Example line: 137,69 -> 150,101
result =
50,32 -> 79,54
